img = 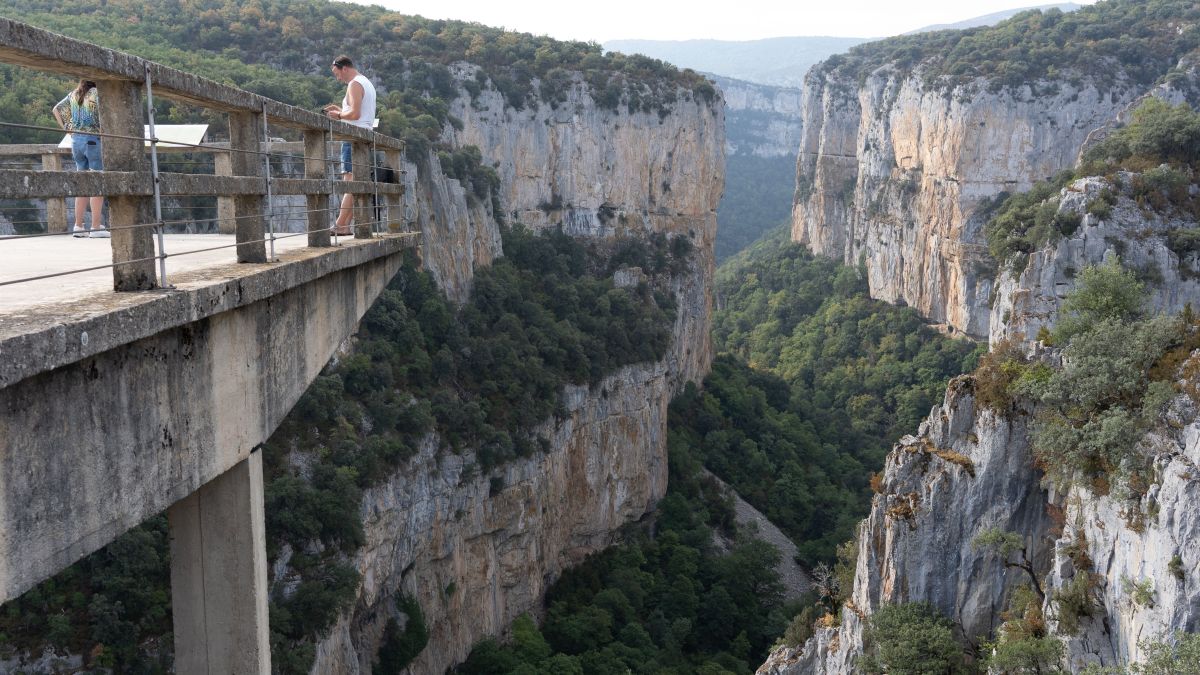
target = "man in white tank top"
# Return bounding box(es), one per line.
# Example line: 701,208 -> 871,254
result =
325,55 -> 377,235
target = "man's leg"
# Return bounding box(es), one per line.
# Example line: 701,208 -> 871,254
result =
335,171 -> 353,234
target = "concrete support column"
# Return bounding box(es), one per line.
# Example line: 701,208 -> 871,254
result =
384,148 -> 403,233
229,111 -> 265,262
352,141 -> 371,239
213,152 -> 236,235
303,130 -> 330,247
97,79 -> 157,290
168,452 -> 271,675
40,153 -> 67,233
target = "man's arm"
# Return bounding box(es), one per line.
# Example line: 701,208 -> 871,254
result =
340,81 -> 364,121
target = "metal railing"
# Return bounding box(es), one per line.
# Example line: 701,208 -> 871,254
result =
0,17 -> 416,295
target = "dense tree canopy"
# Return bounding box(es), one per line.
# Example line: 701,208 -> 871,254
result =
813,1 -> 1200,92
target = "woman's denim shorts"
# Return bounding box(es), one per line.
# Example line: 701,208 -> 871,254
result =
71,133 -> 102,171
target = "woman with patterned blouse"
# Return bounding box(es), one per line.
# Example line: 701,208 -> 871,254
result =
53,80 -> 108,238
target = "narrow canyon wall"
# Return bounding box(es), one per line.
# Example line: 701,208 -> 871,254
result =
305,68 -> 724,674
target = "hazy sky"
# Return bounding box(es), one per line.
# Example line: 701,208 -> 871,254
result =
353,0 -> 1100,42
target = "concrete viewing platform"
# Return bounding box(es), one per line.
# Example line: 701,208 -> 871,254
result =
0,233 -> 315,314
0,233 -> 418,388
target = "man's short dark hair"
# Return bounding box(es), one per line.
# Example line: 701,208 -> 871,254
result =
332,55 -> 354,69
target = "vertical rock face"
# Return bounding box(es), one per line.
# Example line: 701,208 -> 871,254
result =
709,74 -> 803,158
314,363 -> 670,674
448,69 -> 723,389
792,70 -> 1135,337
308,71 -> 723,674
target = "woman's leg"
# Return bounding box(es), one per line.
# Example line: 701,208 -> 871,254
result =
89,196 -> 104,230
73,196 -> 87,227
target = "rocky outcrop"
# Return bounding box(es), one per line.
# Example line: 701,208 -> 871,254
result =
307,67 -> 723,673
793,70 -> 1137,337
312,362 -> 670,674
990,175 -> 1200,345
1048,403 -> 1200,669
401,149 -> 501,305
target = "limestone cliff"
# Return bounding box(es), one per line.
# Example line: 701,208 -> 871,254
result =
792,69 -> 1134,337
447,65 -> 723,389
304,67 -> 724,674
710,74 -> 803,159
313,362 -> 670,674
760,172 -> 1200,674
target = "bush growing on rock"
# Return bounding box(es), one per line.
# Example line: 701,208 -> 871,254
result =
1016,259 -> 1184,490
859,602 -> 968,675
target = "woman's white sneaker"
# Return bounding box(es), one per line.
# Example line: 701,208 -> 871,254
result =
89,228 -> 110,238
71,225 -> 86,238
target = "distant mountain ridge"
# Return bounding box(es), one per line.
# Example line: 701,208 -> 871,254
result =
905,2 -> 1082,33
603,36 -> 868,87
604,3 -> 1084,87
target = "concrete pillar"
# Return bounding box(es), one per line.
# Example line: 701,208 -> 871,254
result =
213,152 -> 236,235
384,148 -> 403,233
97,79 -> 157,291
40,153 -> 68,233
304,130 -> 330,247
229,111 -> 265,262
352,141 -> 371,239
168,452 -> 271,675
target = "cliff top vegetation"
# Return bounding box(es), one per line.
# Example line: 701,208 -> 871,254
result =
811,0 -> 1200,93
0,0 -> 715,150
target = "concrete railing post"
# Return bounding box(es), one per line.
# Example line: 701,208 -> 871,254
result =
168,452 -> 271,675
40,153 -> 68,233
213,151 -> 236,235
352,140 -> 371,239
384,148 -> 403,233
229,111 -> 266,262
97,79 -> 157,290
304,130 -> 330,247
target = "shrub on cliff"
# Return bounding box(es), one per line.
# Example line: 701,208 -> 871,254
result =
859,602 -> 968,675
1017,260 -> 1184,490
1082,99 -> 1200,173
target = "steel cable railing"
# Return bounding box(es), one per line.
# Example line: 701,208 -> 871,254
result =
0,215 -> 418,289
0,56 -> 411,298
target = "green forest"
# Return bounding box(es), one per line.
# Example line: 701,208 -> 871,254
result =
814,0 -> 1200,92
0,0 -> 713,154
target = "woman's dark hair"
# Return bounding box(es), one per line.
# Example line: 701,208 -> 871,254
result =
72,80 -> 96,105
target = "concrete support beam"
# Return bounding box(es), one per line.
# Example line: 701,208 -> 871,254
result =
0,237 -> 413,604
304,130 -> 331,247
39,153 -> 67,233
214,151 -> 236,235
168,452 -> 271,675
229,111 -> 265,263
98,79 -> 157,291
352,141 -> 371,239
